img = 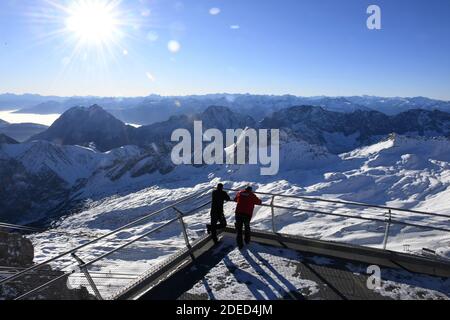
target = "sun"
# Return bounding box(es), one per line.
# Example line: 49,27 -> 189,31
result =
65,0 -> 122,46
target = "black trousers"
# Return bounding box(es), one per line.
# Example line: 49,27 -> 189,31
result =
235,213 -> 251,247
209,211 -> 227,241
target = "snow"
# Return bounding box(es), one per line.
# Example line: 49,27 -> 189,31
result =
24,134 -> 450,256
2,134 -> 448,299
185,238 -> 449,300
186,240 -> 320,300
345,262 -> 449,300
2,141 -> 100,184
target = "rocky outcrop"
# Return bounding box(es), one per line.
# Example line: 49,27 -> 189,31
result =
0,232 -> 34,268
29,105 -> 134,152
260,106 -> 450,153
0,231 -> 95,300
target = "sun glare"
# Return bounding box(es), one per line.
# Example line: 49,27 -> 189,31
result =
65,0 -> 121,46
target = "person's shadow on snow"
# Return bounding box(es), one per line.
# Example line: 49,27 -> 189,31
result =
246,247 -> 305,300
222,249 -> 306,300
222,255 -> 278,300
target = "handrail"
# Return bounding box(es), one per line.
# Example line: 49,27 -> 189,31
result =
79,217 -> 180,269
14,215 -> 188,300
0,189 -> 210,287
0,222 -> 42,233
258,203 -> 450,233
4,186 -> 449,300
14,272 -> 74,301
224,188 -> 450,219
0,222 -> 149,239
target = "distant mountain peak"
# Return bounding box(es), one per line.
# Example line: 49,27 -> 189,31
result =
28,105 -> 132,152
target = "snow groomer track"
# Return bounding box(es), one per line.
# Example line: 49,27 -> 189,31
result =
1,189 -> 450,300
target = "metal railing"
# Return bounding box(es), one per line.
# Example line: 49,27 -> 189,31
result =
0,189 -> 212,300
224,188 -> 450,251
0,222 -> 42,233
1,187 -> 449,300
0,222 -> 113,239
225,188 -> 450,219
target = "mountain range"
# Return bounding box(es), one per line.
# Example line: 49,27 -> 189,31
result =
261,106 -> 450,153
2,93 -> 450,125
26,104 -> 450,154
0,102 -> 449,226
28,105 -> 256,152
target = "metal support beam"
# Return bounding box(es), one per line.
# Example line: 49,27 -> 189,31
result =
71,253 -> 103,300
14,271 -> 74,300
173,207 -> 192,251
270,195 -> 276,233
383,210 -> 392,251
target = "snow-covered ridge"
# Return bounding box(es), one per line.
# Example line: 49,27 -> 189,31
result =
2,134 -> 450,220
18,104 -> 450,156
26,137 -> 450,296
0,133 -> 441,296
344,135 -> 450,160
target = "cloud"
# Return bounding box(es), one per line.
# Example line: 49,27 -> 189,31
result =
168,40 -> 181,53
209,8 -> 221,15
230,25 -> 240,30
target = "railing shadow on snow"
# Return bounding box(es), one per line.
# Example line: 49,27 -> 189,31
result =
1,188 -> 449,300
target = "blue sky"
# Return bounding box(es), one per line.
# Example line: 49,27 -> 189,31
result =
0,0 -> 449,99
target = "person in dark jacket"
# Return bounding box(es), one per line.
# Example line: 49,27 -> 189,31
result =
207,183 -> 231,243
234,186 -> 262,249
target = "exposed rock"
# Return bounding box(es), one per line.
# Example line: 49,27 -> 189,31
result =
0,232 -> 34,267
0,231 -> 95,300
29,105 -> 134,152
260,106 -> 450,153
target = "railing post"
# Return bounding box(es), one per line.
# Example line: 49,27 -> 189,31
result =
173,207 -> 192,251
71,253 -> 103,300
271,195 -> 276,234
382,209 -> 392,250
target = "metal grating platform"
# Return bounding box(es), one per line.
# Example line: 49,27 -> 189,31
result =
132,232 -> 450,300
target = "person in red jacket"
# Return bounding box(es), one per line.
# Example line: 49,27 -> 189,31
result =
234,186 -> 262,249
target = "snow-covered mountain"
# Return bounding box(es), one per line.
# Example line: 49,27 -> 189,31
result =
28,104 -> 450,155
0,93 -> 65,111
0,140 -> 175,224
29,105 -> 256,151
346,96 -> 450,115
261,106 -> 450,153
2,101 -> 450,274
4,93 -> 450,125
2,130 -> 450,230
22,134 -> 450,282
29,105 -> 135,152
132,105 -> 256,146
